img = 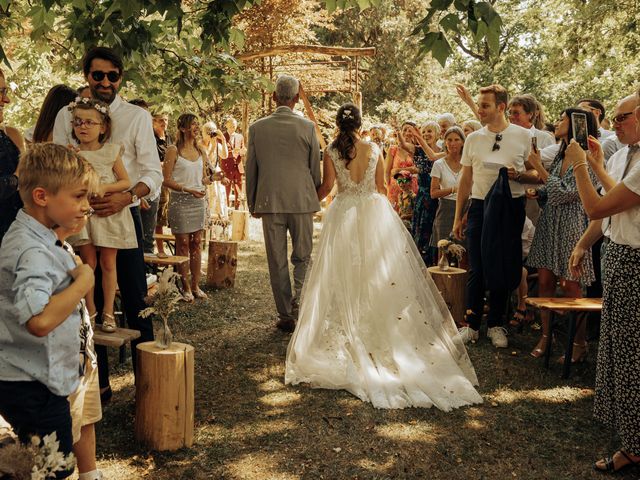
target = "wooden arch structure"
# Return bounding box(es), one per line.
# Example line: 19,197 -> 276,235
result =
236,44 -> 376,148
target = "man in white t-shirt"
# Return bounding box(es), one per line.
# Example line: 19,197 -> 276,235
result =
453,84 -> 536,348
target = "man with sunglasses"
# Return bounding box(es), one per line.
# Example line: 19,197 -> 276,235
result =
577,98 -> 615,139
53,47 -> 162,401
453,84 -> 534,349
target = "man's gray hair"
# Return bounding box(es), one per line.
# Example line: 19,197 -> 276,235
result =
437,113 -> 456,125
275,75 -> 300,103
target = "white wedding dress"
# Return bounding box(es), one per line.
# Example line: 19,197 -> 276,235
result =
285,142 -> 483,410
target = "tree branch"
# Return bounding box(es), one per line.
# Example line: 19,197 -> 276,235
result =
451,35 -> 486,61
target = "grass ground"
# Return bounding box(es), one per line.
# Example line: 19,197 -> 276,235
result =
94,238 -> 638,480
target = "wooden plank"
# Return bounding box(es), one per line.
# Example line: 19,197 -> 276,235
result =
144,254 -> 189,267
236,44 -> 376,62
298,84 -> 327,150
525,297 -> 602,313
153,233 -> 176,242
94,327 -> 141,348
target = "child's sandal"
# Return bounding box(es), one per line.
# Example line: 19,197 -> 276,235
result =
101,313 -> 117,333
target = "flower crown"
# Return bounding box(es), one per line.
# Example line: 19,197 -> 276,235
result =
341,108 -> 355,121
67,96 -> 110,115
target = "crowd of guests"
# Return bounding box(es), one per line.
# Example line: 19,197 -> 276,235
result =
0,47 -> 246,479
359,84 -> 640,473
0,44 -> 639,476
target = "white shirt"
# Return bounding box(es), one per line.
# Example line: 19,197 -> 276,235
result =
529,126 -> 555,150
540,143 -> 561,169
603,146 -> 640,246
461,124 -> 531,200
431,158 -> 461,200
602,135 -> 624,161
53,95 -> 162,206
599,127 -> 615,139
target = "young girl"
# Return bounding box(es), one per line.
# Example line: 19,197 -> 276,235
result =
69,97 -> 137,333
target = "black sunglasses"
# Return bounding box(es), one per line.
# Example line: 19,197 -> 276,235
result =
90,70 -> 121,83
492,133 -> 503,151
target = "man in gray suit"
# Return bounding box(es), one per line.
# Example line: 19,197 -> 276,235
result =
246,75 -> 322,332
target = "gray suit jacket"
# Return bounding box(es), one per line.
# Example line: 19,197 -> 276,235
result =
246,106 -> 322,214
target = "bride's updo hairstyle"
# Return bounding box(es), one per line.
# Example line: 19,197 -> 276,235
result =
332,103 -> 362,166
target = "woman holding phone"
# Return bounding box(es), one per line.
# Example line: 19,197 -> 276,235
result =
163,113 -> 211,301
525,108 -> 599,361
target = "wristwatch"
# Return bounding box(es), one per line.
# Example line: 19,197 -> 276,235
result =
130,191 -> 139,204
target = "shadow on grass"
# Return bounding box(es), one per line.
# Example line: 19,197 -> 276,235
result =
96,240 -> 637,480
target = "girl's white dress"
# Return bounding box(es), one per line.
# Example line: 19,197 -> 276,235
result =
285,143 -> 483,410
72,143 -> 137,249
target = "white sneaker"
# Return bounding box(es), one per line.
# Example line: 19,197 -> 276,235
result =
487,326 -> 509,348
458,326 -> 480,344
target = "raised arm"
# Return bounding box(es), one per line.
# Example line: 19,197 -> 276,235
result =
456,83 -> 480,121
567,140 -> 640,219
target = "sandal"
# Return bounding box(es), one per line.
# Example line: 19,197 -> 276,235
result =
88,312 -> 97,328
509,308 -> 526,327
193,288 -> 208,299
182,292 -> 194,303
101,313 -> 117,333
530,334 -> 552,358
594,450 -> 640,473
557,342 -> 588,364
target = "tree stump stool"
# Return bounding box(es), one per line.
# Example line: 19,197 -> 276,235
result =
427,266 -> 467,326
135,342 -> 194,451
206,240 -> 238,289
230,209 -> 250,241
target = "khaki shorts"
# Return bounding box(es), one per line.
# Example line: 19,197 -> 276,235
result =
68,361 -> 102,444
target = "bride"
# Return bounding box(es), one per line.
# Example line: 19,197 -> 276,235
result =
285,104 -> 483,410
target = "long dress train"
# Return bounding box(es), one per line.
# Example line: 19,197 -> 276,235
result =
285,142 -> 482,410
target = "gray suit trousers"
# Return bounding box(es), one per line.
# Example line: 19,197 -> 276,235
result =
261,213 -> 314,321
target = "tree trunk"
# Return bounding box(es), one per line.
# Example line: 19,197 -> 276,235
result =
135,342 -> 194,451
230,209 -> 250,241
427,266 -> 468,326
207,240 -> 238,289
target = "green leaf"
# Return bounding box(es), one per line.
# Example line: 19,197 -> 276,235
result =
430,0 -> 454,10
439,13 -> 460,32
473,19 -> 487,43
453,0 -> 470,11
431,33 -> 453,67
486,17 -> 501,53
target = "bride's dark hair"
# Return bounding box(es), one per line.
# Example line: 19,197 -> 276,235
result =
332,103 -> 362,166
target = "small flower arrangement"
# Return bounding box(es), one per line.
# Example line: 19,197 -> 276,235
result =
437,239 -> 466,270
140,267 -> 183,349
0,432 -> 75,480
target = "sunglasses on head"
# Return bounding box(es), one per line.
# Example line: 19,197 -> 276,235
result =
492,133 -> 503,151
90,70 -> 121,83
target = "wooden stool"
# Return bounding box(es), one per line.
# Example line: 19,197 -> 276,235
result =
427,266 -> 467,326
144,254 -> 189,268
230,210 -> 249,241
207,240 -> 238,288
525,297 -> 602,378
135,342 -> 194,451
93,326 -> 141,348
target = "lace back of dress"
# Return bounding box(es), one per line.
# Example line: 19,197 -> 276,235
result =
329,142 -> 378,197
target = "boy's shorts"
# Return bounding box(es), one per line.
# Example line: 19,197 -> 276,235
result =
68,361 -> 102,444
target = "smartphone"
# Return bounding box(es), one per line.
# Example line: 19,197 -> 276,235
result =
531,136 -> 538,153
571,111 -> 589,150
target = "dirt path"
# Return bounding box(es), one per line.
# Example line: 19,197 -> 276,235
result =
96,238 -> 636,480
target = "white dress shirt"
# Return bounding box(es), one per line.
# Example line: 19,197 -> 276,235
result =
53,95 -> 162,205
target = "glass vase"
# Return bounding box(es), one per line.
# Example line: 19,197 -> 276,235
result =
438,248 -> 450,271
155,318 -> 173,349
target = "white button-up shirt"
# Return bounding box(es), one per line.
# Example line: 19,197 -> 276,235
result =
53,95 -> 162,205
603,145 -> 640,247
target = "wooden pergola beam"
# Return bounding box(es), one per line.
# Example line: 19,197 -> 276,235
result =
237,44 -> 376,62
